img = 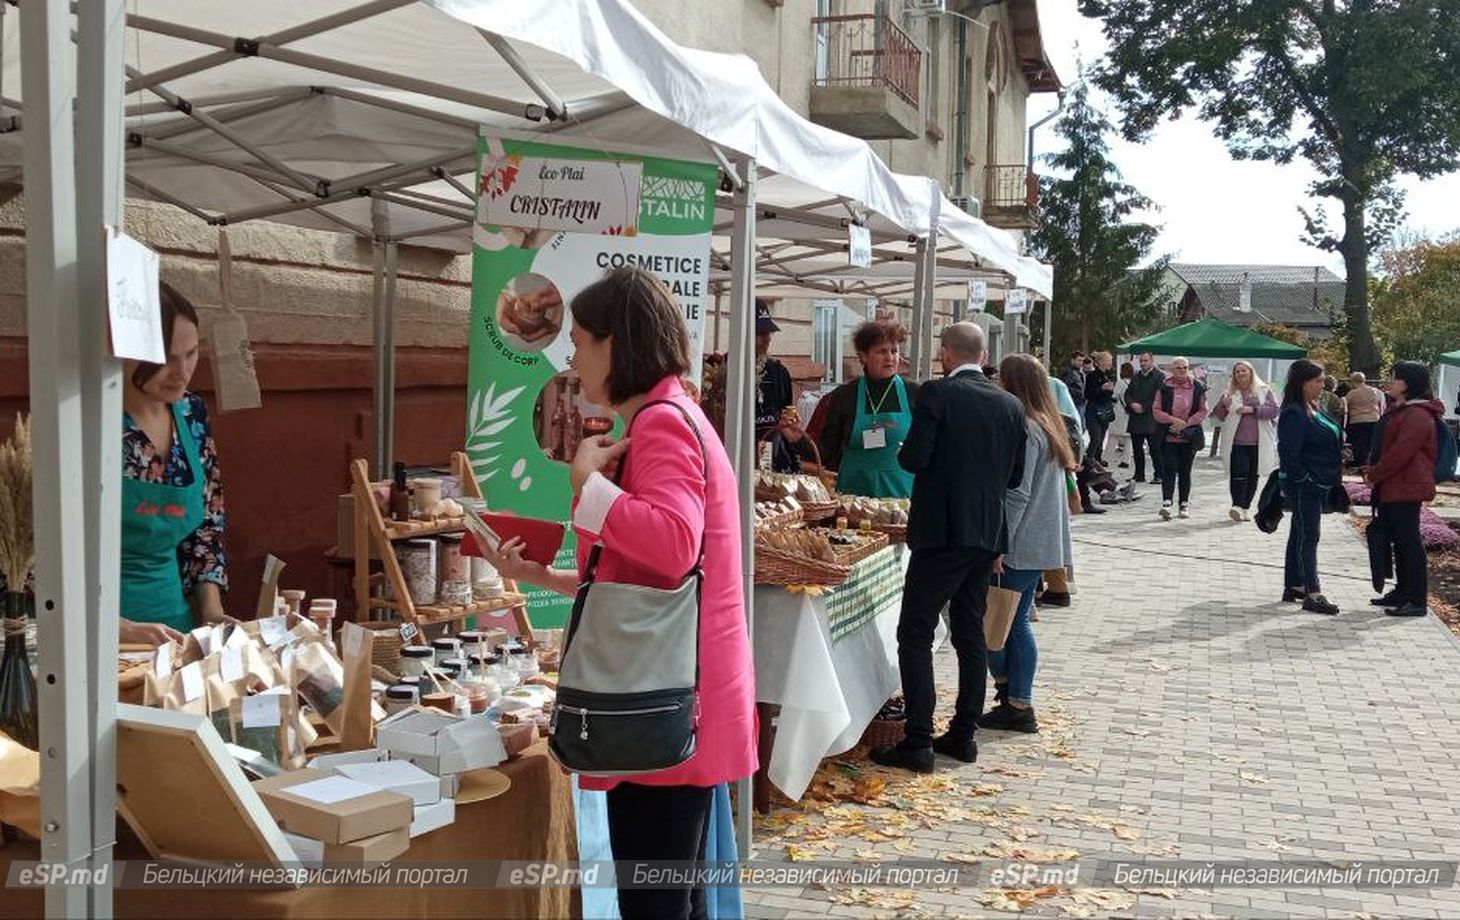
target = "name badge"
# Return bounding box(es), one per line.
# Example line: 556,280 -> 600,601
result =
862,427 -> 888,450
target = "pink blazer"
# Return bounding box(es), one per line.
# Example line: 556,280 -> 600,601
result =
570,375 -> 757,791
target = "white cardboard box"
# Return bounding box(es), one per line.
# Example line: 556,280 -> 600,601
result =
375,708 -> 505,774
307,749 -> 388,771
409,797 -> 455,838
334,759 -> 441,807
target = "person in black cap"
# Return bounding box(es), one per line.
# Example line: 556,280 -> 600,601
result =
754,299 -> 815,473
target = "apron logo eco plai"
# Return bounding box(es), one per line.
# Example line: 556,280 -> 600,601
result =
467,136 -> 717,626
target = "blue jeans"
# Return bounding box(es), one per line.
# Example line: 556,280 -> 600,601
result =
987,567 -> 1042,706
1284,481 -> 1325,593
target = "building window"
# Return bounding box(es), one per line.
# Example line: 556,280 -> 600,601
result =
812,299 -> 844,383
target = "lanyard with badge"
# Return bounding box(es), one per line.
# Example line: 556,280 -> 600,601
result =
861,379 -> 896,450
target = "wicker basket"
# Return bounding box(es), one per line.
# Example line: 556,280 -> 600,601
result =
872,523 -> 907,544
825,530 -> 889,566
753,508 -> 803,530
799,501 -> 840,523
360,619 -> 412,671
753,545 -> 852,587
860,716 -> 906,749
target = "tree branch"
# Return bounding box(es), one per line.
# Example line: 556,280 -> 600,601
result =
1268,45 -> 1343,151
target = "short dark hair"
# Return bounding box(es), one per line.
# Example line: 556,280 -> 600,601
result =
1283,358 -> 1325,407
132,281 -> 200,389
852,320 -> 906,355
570,266 -> 690,405
1392,360 -> 1433,401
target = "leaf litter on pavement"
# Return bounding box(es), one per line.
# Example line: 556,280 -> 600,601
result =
753,698 -> 1186,916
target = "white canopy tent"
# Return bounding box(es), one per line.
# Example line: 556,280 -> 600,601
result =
5,2 -> 1048,910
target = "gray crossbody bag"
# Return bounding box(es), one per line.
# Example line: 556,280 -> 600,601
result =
548,400 -> 706,776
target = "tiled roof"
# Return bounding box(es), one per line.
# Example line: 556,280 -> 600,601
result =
1169,263 -> 1343,286
1189,280 -> 1345,328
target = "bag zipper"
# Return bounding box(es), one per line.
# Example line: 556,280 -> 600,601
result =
553,701 -> 683,742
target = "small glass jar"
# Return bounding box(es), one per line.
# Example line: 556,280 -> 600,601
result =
384,684 -> 419,716
438,656 -> 469,679
487,654 -> 519,692
457,630 -> 488,658
471,557 -> 504,600
398,539 -> 438,605
462,680 -> 493,715
439,534 -> 472,584
396,675 -> 426,693
431,637 -> 462,665
398,646 -> 434,677
510,645 -> 539,680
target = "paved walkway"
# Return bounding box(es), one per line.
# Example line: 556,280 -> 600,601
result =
744,455 -> 1460,919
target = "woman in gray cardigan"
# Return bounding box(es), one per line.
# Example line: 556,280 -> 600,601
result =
984,354 -> 1077,733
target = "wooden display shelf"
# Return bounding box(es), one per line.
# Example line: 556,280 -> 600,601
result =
382,517 -> 470,540
350,452 -> 535,646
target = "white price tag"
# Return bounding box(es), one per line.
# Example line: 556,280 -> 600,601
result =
344,623 -> 363,657
242,693 -> 283,729
179,661 -> 205,703
967,280 -> 987,313
1005,288 -> 1029,315
399,622 -> 418,642
220,645 -> 245,683
154,643 -> 174,679
862,427 -> 887,450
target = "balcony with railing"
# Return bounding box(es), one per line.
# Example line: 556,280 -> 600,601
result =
809,13 -> 923,140
983,164 -> 1040,230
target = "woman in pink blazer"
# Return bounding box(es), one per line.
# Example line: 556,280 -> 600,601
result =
485,266 -> 756,919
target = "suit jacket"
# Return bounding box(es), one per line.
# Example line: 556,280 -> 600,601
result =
899,369 -> 1028,552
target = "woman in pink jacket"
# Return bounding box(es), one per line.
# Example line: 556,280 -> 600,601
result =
1151,356 -> 1209,520
486,266 -> 756,919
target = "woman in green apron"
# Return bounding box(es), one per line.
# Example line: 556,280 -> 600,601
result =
814,321 -> 919,498
120,284 -> 229,646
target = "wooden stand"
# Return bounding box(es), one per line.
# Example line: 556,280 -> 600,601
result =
349,452 -> 534,645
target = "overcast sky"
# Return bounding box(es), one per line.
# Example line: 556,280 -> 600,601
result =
1030,0 -> 1460,271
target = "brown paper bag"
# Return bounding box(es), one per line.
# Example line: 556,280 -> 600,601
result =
158,659 -> 210,717
229,692 -> 302,771
291,637 -> 347,735
337,622 -> 376,751
983,579 -> 1023,652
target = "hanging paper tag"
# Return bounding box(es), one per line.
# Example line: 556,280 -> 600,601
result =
862,427 -> 887,450
104,228 -> 166,363
220,645 -> 245,683
180,661 -> 205,702
848,224 -> 872,268
209,230 -> 263,413
242,693 -> 283,729
1005,289 -> 1029,315
967,280 -> 987,313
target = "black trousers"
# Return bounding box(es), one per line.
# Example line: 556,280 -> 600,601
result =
606,782 -> 714,920
1085,405 -> 1110,464
1348,421 -> 1377,467
897,546 -> 998,746
1228,444 -> 1260,509
1131,430 -> 1164,480
1160,441 -> 1197,503
1381,501 -> 1428,605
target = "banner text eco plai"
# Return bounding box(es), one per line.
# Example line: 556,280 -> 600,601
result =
467,136 -> 716,626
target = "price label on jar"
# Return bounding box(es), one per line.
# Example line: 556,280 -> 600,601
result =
399,622 -> 418,642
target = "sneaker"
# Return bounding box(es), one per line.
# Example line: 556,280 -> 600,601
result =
1282,587 -> 1305,603
1229,506 -> 1243,522
1178,504 -> 1190,519
992,683 -> 1010,707
1133,475 -> 1147,483
1240,509 -> 1251,521
1037,591 -> 1071,608
978,704 -> 1039,733
1159,501 -> 1172,520
1302,594 -> 1340,615
1387,602 -> 1429,618
870,741 -> 935,774
931,732 -> 977,764
1371,592 -> 1403,608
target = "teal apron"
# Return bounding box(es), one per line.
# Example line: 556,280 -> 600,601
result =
120,400 -> 206,633
837,375 -> 914,499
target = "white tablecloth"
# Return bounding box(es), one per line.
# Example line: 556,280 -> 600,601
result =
754,545 -> 939,801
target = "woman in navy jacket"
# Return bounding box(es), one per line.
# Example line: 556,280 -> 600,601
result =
1277,359 -> 1343,615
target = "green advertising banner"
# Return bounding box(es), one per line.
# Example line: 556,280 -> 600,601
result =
466,135 -> 718,626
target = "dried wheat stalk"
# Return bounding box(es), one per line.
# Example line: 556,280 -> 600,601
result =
0,413 -> 34,591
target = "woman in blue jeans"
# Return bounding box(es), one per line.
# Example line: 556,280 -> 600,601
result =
983,354 -> 1076,733
1276,359 -> 1343,615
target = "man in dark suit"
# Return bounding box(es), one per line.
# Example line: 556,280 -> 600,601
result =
871,322 -> 1027,773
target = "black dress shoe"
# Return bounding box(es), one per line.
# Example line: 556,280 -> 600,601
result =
1037,591 -> 1071,608
1282,587 -> 1305,603
1082,504 -> 1108,515
931,733 -> 977,763
1387,602 -> 1429,618
978,704 -> 1039,733
1133,475 -> 1147,483
870,741 -> 934,773
1302,594 -> 1340,615
1371,592 -> 1402,608
992,682 -> 1009,706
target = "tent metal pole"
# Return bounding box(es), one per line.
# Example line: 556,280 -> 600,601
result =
722,156 -> 758,862
122,0 -> 414,94
320,86 -> 481,130
342,145 -> 478,193
908,237 -> 929,381
371,191 -> 474,224
921,189 -> 941,380
386,219 -> 473,243
76,2 -> 126,914
371,200 -> 398,478
478,29 -> 567,120
123,174 -> 216,223
138,88 -> 319,141
125,86 -> 312,117
1043,297 -> 1053,368
20,2 -> 91,916
132,135 -> 311,190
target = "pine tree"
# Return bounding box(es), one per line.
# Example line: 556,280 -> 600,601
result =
1031,81 -> 1168,357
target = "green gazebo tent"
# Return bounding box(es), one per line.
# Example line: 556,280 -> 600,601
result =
1120,318 -> 1308,359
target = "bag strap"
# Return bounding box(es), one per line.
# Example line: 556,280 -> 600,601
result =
580,398 -> 709,585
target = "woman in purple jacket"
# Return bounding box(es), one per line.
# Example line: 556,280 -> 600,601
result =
1213,361 -> 1280,521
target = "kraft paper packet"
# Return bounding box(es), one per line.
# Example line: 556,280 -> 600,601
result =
142,640 -> 183,707
203,644 -> 278,743
337,622 -> 383,751
158,659 -> 210,717
228,691 -> 304,771
291,636 -> 348,736
207,230 -> 262,413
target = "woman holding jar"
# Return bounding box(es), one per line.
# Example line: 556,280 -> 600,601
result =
1214,361 -> 1279,522
482,266 -> 754,920
815,321 -> 921,498
119,283 -> 230,646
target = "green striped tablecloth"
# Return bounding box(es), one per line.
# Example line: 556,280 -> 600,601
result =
825,545 -> 906,645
